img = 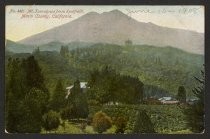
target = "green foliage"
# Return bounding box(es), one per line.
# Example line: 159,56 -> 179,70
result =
32,47 -> 40,55
5,56 -> 49,133
113,116 -> 127,133
50,79 -> 66,112
177,86 -> 186,103
60,46 -> 69,58
89,104 -> 187,133
42,110 -> 61,132
6,42 -> 204,97
18,87 -> 48,133
5,41 -> 204,134
143,85 -> 172,99
184,69 -> 204,133
87,66 -> 144,104
133,109 -> 155,133
92,111 -> 112,133
60,104 -> 77,120
24,56 -> 48,92
66,80 -> 89,119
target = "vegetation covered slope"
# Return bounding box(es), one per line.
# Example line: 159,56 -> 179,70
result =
5,42 -> 204,97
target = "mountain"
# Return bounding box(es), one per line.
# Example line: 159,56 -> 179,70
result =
18,10 -> 204,54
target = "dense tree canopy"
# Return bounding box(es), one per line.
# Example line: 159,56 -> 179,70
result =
6,56 -> 49,133
87,66 -> 144,104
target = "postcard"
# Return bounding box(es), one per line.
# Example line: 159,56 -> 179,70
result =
5,5 -> 204,134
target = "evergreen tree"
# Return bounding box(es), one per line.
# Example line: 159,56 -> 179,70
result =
6,58 -> 23,132
60,46 -> 69,58
17,88 -> 47,133
87,66 -> 144,104
67,80 -> 89,119
133,109 -> 155,133
33,47 -> 40,55
25,56 -> 49,113
184,69 -> 204,133
6,56 -> 49,133
25,56 -> 47,91
50,79 -> 66,112
177,86 -> 186,103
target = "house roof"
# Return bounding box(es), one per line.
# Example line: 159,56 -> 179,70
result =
158,97 -> 172,101
66,85 -> 73,90
65,82 -> 88,99
80,82 -> 87,88
66,82 -> 87,90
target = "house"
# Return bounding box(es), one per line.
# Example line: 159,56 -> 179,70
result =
158,97 -> 179,105
65,82 -> 87,99
144,97 -> 161,105
105,101 -> 120,106
186,98 -> 199,105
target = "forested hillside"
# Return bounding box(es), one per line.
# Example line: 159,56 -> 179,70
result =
5,42 -> 204,97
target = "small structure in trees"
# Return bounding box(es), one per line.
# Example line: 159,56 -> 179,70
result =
125,39 -> 132,46
158,97 -> 179,105
65,82 -> 87,99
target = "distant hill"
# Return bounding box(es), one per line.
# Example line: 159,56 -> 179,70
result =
6,40 -> 94,53
5,41 -> 204,97
18,10 -> 204,54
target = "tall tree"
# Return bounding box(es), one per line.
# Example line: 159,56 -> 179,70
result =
177,86 -> 186,103
50,79 -> 66,112
6,56 -> 49,133
67,80 -> 89,119
17,88 -> 47,133
133,109 -> 155,133
60,46 -> 69,58
184,69 -> 204,133
6,58 -> 25,132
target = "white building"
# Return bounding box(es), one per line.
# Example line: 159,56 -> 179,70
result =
65,82 -> 87,99
158,97 -> 179,104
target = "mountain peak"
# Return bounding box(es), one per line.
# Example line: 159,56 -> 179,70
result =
110,9 -> 123,14
86,11 -> 99,16
102,9 -> 126,16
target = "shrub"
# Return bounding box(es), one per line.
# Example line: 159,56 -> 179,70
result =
42,110 -> 60,132
114,116 -> 127,133
92,111 -> 112,133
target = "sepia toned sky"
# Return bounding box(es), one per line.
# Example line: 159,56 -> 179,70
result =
6,5 -> 204,42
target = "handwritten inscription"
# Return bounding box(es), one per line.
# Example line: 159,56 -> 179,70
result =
126,7 -> 202,17
8,8 -> 84,19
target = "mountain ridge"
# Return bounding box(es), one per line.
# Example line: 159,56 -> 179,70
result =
18,10 -> 204,54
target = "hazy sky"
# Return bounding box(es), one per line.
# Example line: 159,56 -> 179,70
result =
6,5 -> 204,42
